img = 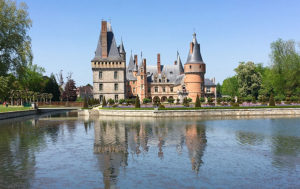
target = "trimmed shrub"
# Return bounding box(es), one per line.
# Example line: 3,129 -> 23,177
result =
108,98 -> 114,105
118,99 -> 125,104
143,98 -> 151,104
217,98 -> 222,105
102,97 -> 107,106
269,93 -> 275,106
183,97 -> 189,107
200,97 -> 205,103
167,97 -> 175,104
176,98 -> 180,104
187,98 -> 192,103
195,95 -> 201,107
153,96 -> 160,106
135,95 -> 141,108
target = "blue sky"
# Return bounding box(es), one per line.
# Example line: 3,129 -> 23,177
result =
22,0 -> 300,86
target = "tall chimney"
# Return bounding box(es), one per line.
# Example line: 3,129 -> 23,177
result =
142,58 -> 146,73
190,42 -> 194,54
134,55 -> 138,66
157,53 -> 161,74
101,21 -> 108,58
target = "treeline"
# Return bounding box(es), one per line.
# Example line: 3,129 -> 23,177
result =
221,39 -> 300,103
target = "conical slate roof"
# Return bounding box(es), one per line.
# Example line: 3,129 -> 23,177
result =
92,24 -> 122,61
127,54 -> 135,71
119,39 -> 125,54
177,52 -> 184,73
186,33 -> 203,64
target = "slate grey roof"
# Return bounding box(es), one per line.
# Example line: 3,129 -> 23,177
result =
186,33 -> 204,64
204,78 -> 216,87
145,64 -> 184,86
92,25 -> 122,61
126,54 -> 137,81
119,39 -> 125,54
176,52 -> 184,73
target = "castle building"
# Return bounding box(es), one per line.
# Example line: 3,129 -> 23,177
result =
91,21 -> 216,102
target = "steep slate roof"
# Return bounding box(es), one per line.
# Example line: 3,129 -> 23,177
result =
186,33 -> 204,64
92,24 -> 122,61
119,39 -> 125,54
126,54 -> 137,81
204,79 -> 216,87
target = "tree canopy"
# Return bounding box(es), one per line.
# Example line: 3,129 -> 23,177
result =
0,0 -> 32,77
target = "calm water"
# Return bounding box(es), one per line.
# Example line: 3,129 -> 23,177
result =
0,112 -> 300,189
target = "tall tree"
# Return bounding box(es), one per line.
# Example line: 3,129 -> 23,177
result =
43,74 -> 60,101
221,76 -> 239,97
234,62 -> 262,98
216,83 -> 222,97
0,0 -> 32,77
62,79 -> 77,101
270,39 -> 300,96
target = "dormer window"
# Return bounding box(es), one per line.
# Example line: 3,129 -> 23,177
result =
154,76 -> 158,83
170,72 -> 173,74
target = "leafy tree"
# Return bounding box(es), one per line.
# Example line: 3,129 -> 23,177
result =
43,74 -> 60,101
0,0 -> 32,77
0,76 -> 9,101
19,63 -> 45,92
270,39 -> 300,96
221,76 -> 239,97
62,79 -> 77,101
102,96 -> 107,106
153,96 -> 160,106
135,95 -> 140,108
108,98 -> 114,105
269,93 -> 275,106
234,62 -> 262,98
195,95 -> 201,107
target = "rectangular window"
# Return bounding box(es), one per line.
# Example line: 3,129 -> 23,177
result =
155,87 -> 158,92
141,84 -> 144,90
163,87 -> 166,93
141,75 -> 144,80
114,71 -> 118,79
115,95 -> 118,101
100,95 -> 103,102
170,87 -> 173,92
206,87 -> 211,93
148,87 -> 151,93
133,87 -> 135,93
99,71 -> 102,79
114,83 -> 118,91
99,83 -> 103,91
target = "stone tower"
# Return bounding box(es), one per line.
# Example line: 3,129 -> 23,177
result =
91,20 -> 126,102
184,33 -> 206,102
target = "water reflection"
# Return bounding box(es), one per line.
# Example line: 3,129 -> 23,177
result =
93,118 -> 207,188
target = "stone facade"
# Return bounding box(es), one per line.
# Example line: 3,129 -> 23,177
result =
91,20 -> 216,102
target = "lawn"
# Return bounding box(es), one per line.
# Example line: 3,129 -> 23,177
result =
0,106 -> 32,113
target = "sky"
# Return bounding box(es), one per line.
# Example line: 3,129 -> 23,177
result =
20,0 -> 300,86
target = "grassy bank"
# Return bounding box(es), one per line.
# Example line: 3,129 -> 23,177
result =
0,106 -> 32,113
99,105 -> 300,111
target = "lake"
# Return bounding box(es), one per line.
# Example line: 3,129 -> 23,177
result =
0,112 -> 300,188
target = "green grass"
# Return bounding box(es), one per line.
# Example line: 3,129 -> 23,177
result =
0,106 -> 32,113
99,105 -> 300,111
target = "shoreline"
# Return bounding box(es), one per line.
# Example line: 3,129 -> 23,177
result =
79,108 -> 300,117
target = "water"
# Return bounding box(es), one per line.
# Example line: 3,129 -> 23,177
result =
0,112 -> 300,189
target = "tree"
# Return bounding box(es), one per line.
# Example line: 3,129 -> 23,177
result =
195,95 -> 201,107
143,98 -> 151,104
167,97 -> 175,104
43,74 -> 60,101
83,97 -> 88,108
102,96 -> 107,106
19,63 -> 45,92
62,79 -> 77,101
269,93 -> 275,106
270,39 -> 300,96
0,0 -> 32,77
216,83 -> 222,97
0,76 -> 9,101
135,95 -> 140,108
234,62 -> 262,98
221,76 -> 239,97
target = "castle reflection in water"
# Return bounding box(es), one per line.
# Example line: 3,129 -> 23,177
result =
93,117 -> 207,188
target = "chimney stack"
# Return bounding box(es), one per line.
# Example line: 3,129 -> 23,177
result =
101,21 -> 108,58
189,42 -> 194,54
174,61 -> 177,65
157,53 -> 161,74
134,55 -> 138,66
142,58 -> 146,73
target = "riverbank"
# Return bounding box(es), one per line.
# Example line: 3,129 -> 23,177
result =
0,107 -> 79,120
79,107 -> 300,117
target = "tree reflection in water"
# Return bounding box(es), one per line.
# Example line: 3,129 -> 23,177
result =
94,118 -> 207,188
